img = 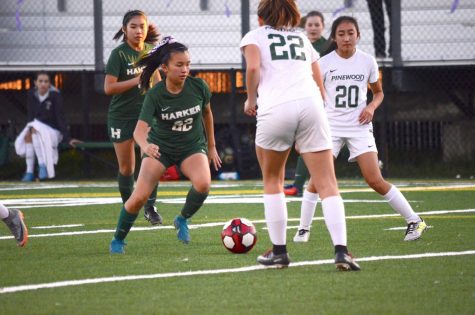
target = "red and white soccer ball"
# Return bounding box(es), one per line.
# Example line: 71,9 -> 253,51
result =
221,218 -> 257,254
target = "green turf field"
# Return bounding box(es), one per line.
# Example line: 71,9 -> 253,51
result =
1,180 -> 474,315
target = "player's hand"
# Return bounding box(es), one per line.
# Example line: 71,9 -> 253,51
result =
359,105 -> 375,124
208,145 -> 222,171
144,143 -> 161,159
244,99 -> 257,116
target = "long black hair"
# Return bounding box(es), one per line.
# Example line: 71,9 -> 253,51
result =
321,15 -> 360,56
136,36 -> 188,92
112,10 -> 160,45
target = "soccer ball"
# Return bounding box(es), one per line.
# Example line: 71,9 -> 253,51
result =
221,218 -> 257,254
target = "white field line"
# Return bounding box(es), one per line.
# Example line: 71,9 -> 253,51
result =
1,250 -> 474,295
32,224 -> 84,229
0,208 -> 474,241
1,197 -> 392,209
0,182 -> 242,191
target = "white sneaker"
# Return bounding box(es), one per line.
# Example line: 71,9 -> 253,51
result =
293,229 -> 310,242
404,219 -> 428,241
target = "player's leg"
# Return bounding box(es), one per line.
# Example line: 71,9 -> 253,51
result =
113,139 -> 135,203
284,156 -> 309,197
22,128 -> 35,181
298,97 -> 359,271
303,150 -> 360,271
256,146 -> 291,267
1,202 -> 28,247
356,151 -> 426,241
30,128 -> 48,180
176,152 -> 212,244
293,178 -> 318,242
253,102 -> 299,267
293,137 -> 343,243
143,183 -> 161,225
137,129 -> 161,225
110,157 -> 164,254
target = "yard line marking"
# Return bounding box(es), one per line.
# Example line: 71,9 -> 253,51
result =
1,250 -> 474,294
32,224 -> 84,229
0,208 -> 473,241
0,182 -> 241,191
0,196 -> 398,209
1,183 -> 474,200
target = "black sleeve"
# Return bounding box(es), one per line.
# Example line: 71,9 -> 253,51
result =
52,92 -> 71,144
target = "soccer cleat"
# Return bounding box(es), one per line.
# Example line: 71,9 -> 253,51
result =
283,185 -> 302,197
404,219 -> 428,241
174,215 -> 190,244
293,229 -> 310,242
257,249 -> 290,268
2,209 -> 28,247
21,172 -> 34,182
144,206 -> 163,225
38,164 -> 48,180
335,252 -> 361,271
109,238 -> 126,254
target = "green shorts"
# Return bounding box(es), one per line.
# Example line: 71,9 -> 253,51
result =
107,118 -> 138,143
143,143 -> 208,169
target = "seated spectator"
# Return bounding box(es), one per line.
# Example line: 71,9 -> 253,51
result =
14,71 -> 80,181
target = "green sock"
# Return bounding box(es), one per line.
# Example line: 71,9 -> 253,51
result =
145,184 -> 158,209
293,156 -> 309,191
118,173 -> 134,203
181,186 -> 209,219
114,206 -> 138,241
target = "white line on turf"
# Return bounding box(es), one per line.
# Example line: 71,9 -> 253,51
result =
1,250 -> 474,294
0,208 -> 473,241
1,196 -> 393,209
32,224 -> 84,229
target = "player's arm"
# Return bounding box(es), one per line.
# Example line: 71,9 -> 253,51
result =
104,74 -> 140,95
202,104 -> 222,171
243,44 -> 260,116
359,80 -> 384,124
134,120 -> 160,159
312,61 -> 326,101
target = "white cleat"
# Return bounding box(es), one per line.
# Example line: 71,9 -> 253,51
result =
404,219 -> 428,241
293,229 -> 310,243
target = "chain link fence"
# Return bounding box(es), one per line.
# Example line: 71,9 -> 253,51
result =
0,0 -> 474,179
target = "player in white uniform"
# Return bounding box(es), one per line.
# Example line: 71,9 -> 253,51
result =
294,16 -> 427,243
240,0 -> 360,271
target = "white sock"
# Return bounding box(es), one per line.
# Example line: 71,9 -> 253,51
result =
25,143 -> 35,173
263,193 -> 288,245
383,185 -> 420,223
32,133 -> 45,165
322,195 -> 347,246
0,203 -> 9,219
299,190 -> 319,230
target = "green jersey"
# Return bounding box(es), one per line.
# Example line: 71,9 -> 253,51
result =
312,36 -> 329,56
139,76 -> 211,155
105,42 -> 153,120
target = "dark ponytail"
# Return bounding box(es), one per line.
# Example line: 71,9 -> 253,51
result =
113,10 -> 160,44
136,36 -> 188,92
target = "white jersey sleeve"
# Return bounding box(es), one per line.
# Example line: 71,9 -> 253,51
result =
320,49 -> 379,137
240,26 -> 321,110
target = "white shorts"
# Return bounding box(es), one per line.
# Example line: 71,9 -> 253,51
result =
255,97 -> 332,153
332,133 -> 378,162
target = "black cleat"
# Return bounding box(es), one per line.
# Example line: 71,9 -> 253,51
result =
257,249 -> 290,268
144,206 -> 163,225
335,252 -> 361,271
